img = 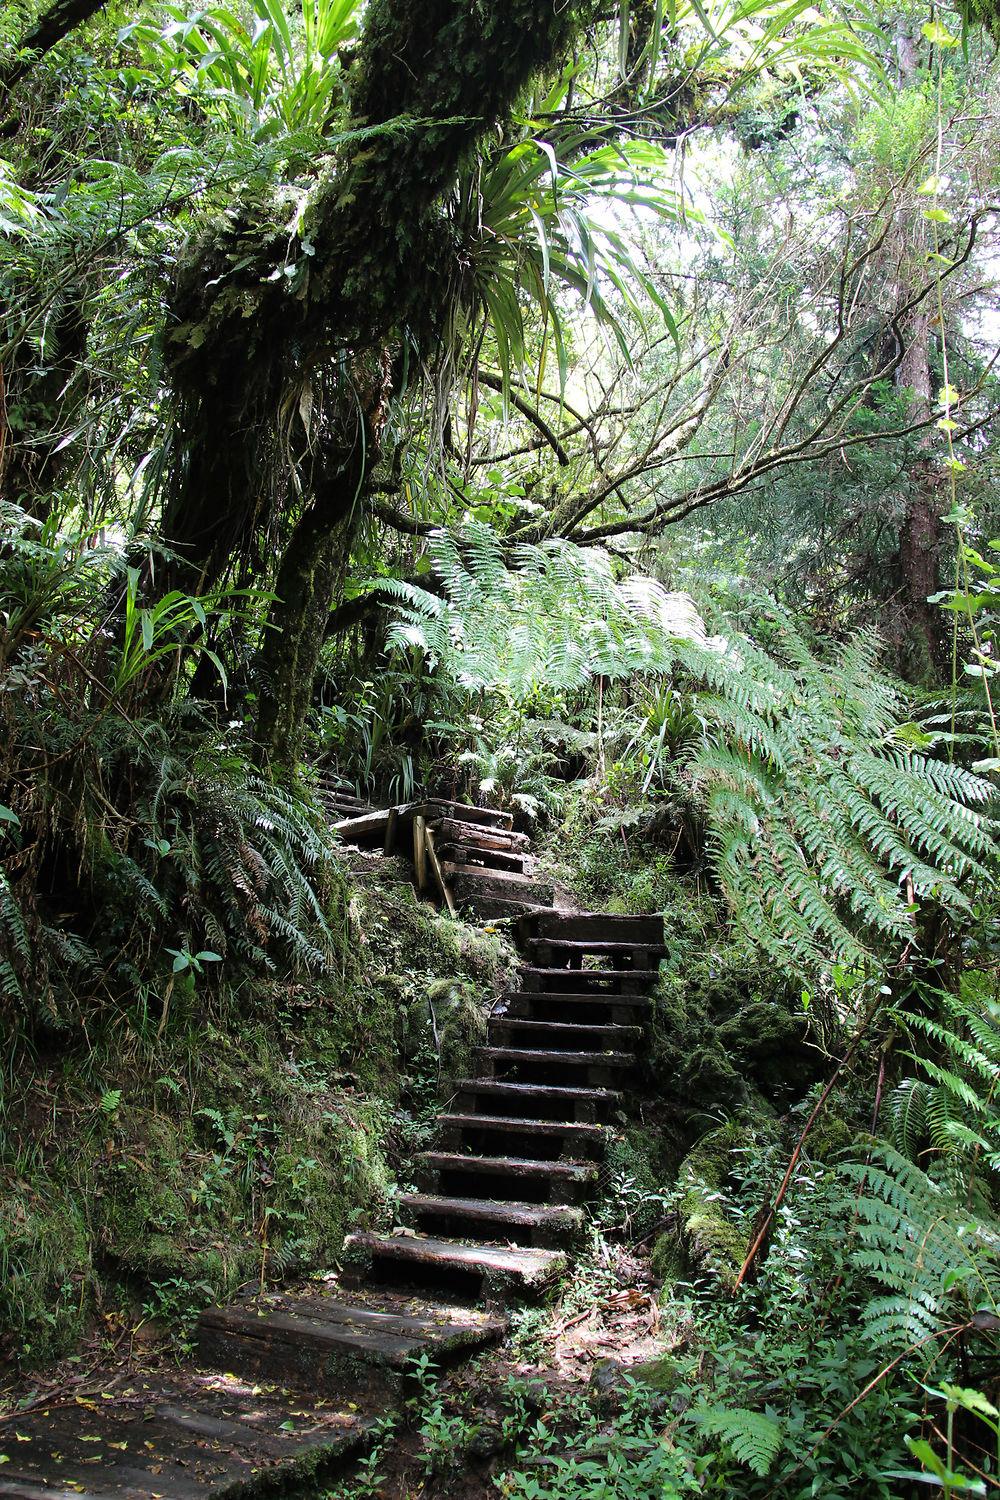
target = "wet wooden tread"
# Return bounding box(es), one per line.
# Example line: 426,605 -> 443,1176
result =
451,1078 -> 623,1107
488,1019 -> 642,1044
398,1193 -> 585,1229
417,1152 -> 597,1182
198,1292 -> 505,1375
0,1369 -> 373,1498
474,1046 -> 635,1067
344,1232 -> 567,1287
435,1112 -> 608,1148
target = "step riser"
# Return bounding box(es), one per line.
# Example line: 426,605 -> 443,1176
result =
472,1056 -> 634,1091
437,1120 -> 607,1161
519,913 -> 665,945
520,970 -> 657,996
501,994 -> 651,1026
484,1059 -> 631,1089
451,1087 -> 618,1124
527,943 -> 664,971
417,1167 -> 594,1207
400,1206 -> 582,1251
438,845 -> 525,874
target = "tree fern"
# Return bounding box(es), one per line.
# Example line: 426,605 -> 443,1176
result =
886,982 -> 1000,1181
693,1406 -> 784,1475
839,1143 -> 1000,1351
373,532 -> 997,976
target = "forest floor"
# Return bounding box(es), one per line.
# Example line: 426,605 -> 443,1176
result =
0,1237 -> 678,1498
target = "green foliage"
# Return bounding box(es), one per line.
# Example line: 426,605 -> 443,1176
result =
840,1144 -> 1000,1349
691,603 -> 997,976
886,974 -> 1000,1184
497,1379 -> 695,1499
126,0 -> 361,139
693,1407 -> 783,1476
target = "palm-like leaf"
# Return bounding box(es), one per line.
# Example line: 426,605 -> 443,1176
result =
454,126 -> 694,393
126,0 -> 360,139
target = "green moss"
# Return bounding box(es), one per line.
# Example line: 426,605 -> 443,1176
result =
0,1197 -> 92,1365
653,1122 -> 753,1293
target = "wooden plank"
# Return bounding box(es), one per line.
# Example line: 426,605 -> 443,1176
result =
423,800 -> 514,830
333,807 -> 394,843
344,1232 -> 565,1288
526,912 -> 665,945
413,814 -> 428,895
437,844 -> 525,874
383,805 -> 398,855
424,825 -> 457,916
431,819 -> 530,850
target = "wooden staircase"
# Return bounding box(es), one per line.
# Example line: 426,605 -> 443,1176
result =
343,907 -> 665,1297
333,798 -> 555,917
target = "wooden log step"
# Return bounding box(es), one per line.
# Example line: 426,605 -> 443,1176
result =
397,1193 -> 585,1248
431,818 -> 530,850
449,1078 -> 622,1122
452,870 -> 554,912
333,806 -> 399,845
453,894 -> 550,921
197,1292 -> 505,1394
343,1232 -> 566,1291
526,938 -> 667,964
519,966 -> 656,994
521,912 -> 665,945
500,991 -> 652,1024
474,1047 -> 635,1090
474,1046 -> 635,1070
418,1152 -> 596,1183
0,1368 -> 374,1498
423,800 -> 514,830
417,1153 -> 597,1205
435,1113 -> 607,1159
437,844 -> 526,874
488,1019 -> 643,1048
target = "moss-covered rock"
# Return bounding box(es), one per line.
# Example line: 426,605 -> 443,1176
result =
652,1121 -> 753,1293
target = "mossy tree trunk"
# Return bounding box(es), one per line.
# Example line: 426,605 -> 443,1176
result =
157,0 -> 592,762
255,357 -> 391,766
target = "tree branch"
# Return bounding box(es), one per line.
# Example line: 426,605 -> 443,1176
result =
1,0 -> 107,93
477,371 -> 571,465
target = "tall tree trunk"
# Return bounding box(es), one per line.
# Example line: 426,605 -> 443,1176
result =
254,357 -> 390,767
896,306 -> 945,682
891,28 -> 945,685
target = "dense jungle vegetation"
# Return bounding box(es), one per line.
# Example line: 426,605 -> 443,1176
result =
4,0 -> 1000,1491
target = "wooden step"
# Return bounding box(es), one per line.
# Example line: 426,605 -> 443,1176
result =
343,1232 -> 566,1293
417,1152 -> 598,1205
488,1019 -> 642,1049
449,1078 -> 622,1122
526,938 -> 666,968
521,911 -> 665,945
445,866 -> 553,905
397,1193 -> 585,1249
431,817 -> 530,850
435,1113 -> 607,1160
519,966 -> 656,995
423,799 -> 514,830
198,1292 -> 505,1394
474,1046 -> 635,1088
437,843 -> 525,874
475,896 -> 553,922
500,990 -> 652,1024
0,1367 -> 374,1499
